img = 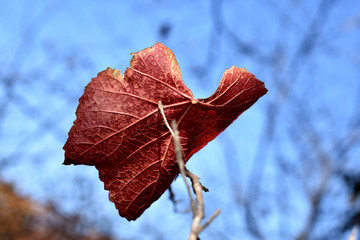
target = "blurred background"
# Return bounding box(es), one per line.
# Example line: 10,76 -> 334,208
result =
1,0 -> 360,239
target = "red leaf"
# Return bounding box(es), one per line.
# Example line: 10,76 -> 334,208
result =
63,42 -> 267,221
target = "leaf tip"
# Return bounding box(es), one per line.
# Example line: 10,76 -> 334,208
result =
112,69 -> 121,78
228,65 -> 250,73
105,67 -> 123,80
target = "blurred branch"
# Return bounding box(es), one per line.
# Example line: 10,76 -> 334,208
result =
348,225 -> 358,240
295,171 -> 330,240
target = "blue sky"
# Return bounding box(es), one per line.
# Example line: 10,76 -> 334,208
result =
1,0 -> 360,239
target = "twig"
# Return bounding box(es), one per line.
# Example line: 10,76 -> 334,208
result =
168,186 -> 178,213
200,209 -> 221,232
171,120 -> 197,213
158,101 -> 195,211
348,225 -> 358,240
185,168 -> 221,240
158,101 -> 175,136
158,101 -> 221,240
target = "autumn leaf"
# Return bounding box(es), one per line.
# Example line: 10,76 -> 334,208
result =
63,42 -> 267,221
